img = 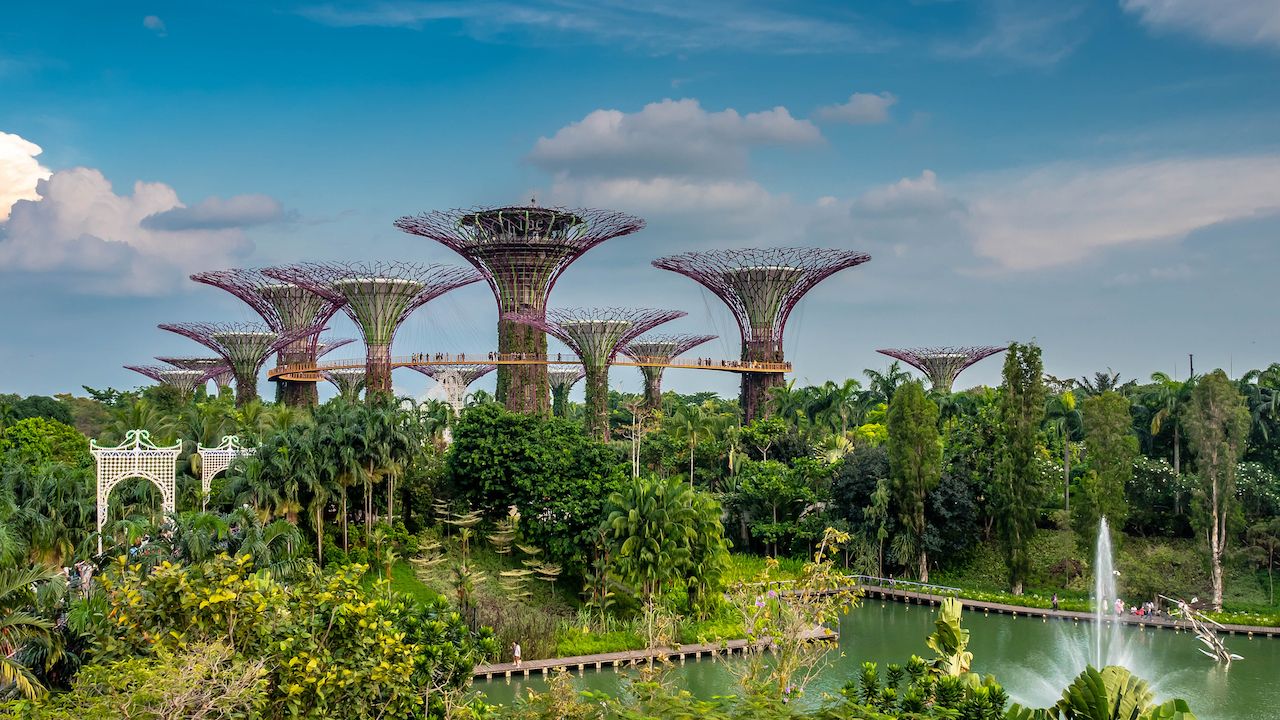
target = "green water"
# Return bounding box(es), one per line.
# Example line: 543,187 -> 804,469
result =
476,602 -> 1280,720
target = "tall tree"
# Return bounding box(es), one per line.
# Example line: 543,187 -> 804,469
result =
994,341 -> 1046,595
1182,369 -> 1250,611
1148,371 -> 1196,476
1072,391 -> 1136,554
1044,390 -> 1081,511
887,381 -> 942,582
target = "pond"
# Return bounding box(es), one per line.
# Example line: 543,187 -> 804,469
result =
475,600 -> 1280,720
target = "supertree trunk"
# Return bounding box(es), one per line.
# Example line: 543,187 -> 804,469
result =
366,344 -> 393,397
583,364 -> 610,441
234,372 -> 259,407
741,339 -> 785,423
552,384 -> 571,417
640,366 -> 664,412
498,317 -> 549,416
279,347 -> 320,407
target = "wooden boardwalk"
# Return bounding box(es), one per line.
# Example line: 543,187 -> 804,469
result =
473,626 -> 835,679
855,584 -> 1280,639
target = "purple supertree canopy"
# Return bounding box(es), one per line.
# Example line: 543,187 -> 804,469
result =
621,333 -> 717,364
876,346 -> 1008,393
264,261 -> 481,349
651,247 -> 871,350
406,364 -> 497,386
155,356 -> 233,389
315,337 -> 355,359
190,268 -> 344,339
393,206 -> 645,312
125,365 -> 209,395
158,321 -> 318,385
547,366 -> 586,391
506,307 -> 687,368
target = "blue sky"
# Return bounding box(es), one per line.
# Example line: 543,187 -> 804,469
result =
2,0 -> 1279,402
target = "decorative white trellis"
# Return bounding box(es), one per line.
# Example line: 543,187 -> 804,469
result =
91,430 -> 182,554
197,435 -> 255,510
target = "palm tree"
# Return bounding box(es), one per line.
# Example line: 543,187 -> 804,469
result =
0,565 -> 61,699
670,403 -> 715,487
1148,371 -> 1196,476
864,362 -> 911,405
1044,391 -> 1082,511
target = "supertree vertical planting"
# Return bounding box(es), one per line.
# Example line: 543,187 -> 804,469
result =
159,322 -> 314,407
266,262 -> 482,396
125,365 -> 209,400
406,364 -> 496,415
653,248 -> 871,422
190,269 -> 347,407
621,333 -> 717,411
394,206 -> 645,416
322,368 -> 367,402
508,307 -> 685,440
547,366 -> 586,418
876,346 -> 1008,393
155,357 -> 234,394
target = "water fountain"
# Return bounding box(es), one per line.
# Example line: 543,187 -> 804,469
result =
1093,517 -> 1128,669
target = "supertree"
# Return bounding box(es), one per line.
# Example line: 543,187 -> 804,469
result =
876,346 -> 1008,394
265,262 -> 482,397
159,322 -> 316,407
190,269 -> 347,407
547,366 -> 586,418
125,365 -> 210,399
406,364 -> 496,415
653,248 -> 871,422
621,333 -> 717,411
322,368 -> 367,402
155,357 -> 234,393
507,307 -> 685,440
316,337 -> 355,359
394,205 -> 645,416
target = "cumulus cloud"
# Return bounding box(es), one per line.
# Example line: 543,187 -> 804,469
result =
816,92 -> 897,124
1121,0 -> 1280,50
0,132 -> 51,221
141,194 -> 285,230
529,98 -> 821,180
852,170 -> 962,218
0,167 -> 264,294
964,155 -> 1280,270
143,15 -> 167,36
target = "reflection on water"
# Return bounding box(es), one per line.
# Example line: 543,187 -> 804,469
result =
476,601 -> 1279,720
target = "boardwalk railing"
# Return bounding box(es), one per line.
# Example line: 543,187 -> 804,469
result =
270,353 -> 791,381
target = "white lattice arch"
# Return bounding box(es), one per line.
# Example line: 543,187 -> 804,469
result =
197,435 -> 256,509
91,430 -> 182,554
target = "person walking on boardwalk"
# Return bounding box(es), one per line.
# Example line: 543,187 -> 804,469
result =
1052,593 -> 1059,611
512,642 -> 522,667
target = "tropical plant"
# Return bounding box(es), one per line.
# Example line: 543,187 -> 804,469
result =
887,381 -> 942,582
0,565 -> 62,699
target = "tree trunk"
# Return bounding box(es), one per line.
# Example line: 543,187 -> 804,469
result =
316,505 -> 324,564
341,489 -> 348,551
1173,425 -> 1181,476
1063,440 -> 1071,512
689,440 -> 696,488
919,549 -> 929,584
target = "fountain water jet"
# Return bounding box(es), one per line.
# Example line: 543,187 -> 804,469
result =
1093,517 -> 1127,669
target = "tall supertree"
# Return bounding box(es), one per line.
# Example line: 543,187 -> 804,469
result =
653,248 -> 871,422
125,365 -> 209,399
190,269 -> 347,407
265,262 -> 481,397
508,307 -> 684,440
407,364 -> 496,415
547,366 -> 586,418
322,368 -> 367,401
159,322 -> 314,407
394,205 -> 645,416
876,346 -> 1008,393
316,337 -> 355,359
155,357 -> 234,393
621,333 -> 716,411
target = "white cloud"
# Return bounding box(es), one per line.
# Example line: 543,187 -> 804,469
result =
937,1 -> 1089,66
0,132 -> 51,221
853,170 -> 961,218
529,99 -> 820,180
142,194 -> 285,230
965,155 -> 1280,270
1121,0 -> 1280,50
0,167 -> 260,294
816,92 -> 897,124
143,15 -> 168,37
